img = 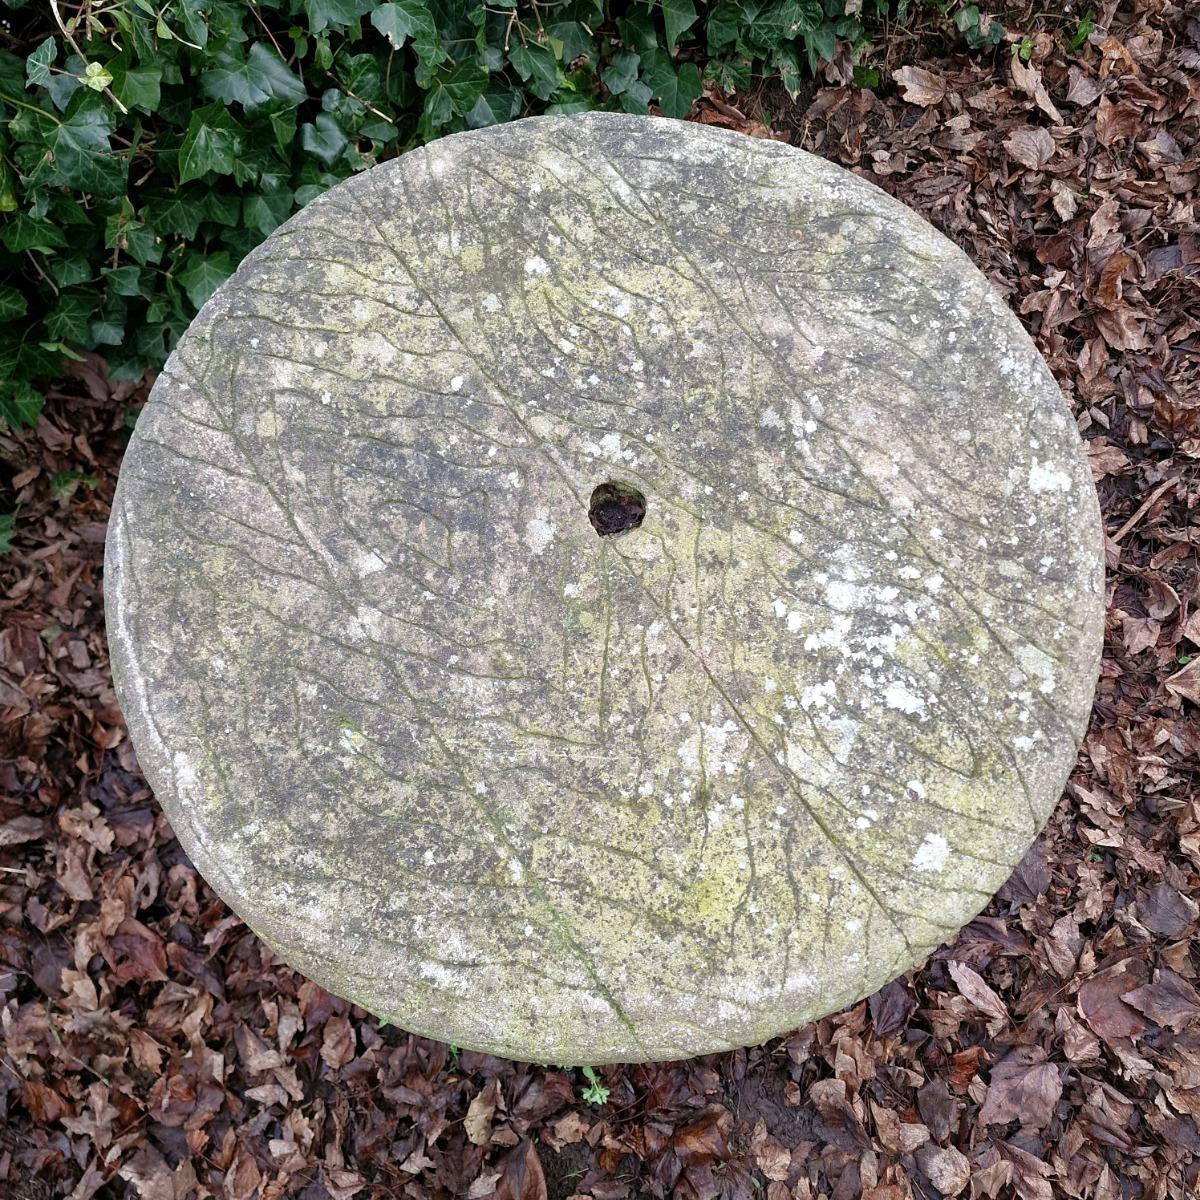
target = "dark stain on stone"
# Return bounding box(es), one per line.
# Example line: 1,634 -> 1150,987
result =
588,480 -> 646,538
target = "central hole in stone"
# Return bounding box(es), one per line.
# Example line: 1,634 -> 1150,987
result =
588,481 -> 646,538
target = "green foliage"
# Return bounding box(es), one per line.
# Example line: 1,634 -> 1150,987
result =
1068,9 -> 1096,53
579,1065 -> 609,1105
951,3 -> 1004,50
50,469 -> 98,498
0,0 -> 1004,428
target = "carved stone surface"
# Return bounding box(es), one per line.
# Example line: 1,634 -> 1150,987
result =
105,113 -> 1105,1064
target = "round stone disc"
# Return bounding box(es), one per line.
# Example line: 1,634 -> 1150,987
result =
105,113 -> 1104,1064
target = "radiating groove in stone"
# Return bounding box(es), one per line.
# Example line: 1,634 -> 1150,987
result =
105,113 -> 1104,1064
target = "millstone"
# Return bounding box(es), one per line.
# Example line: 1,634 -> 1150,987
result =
105,113 -> 1104,1064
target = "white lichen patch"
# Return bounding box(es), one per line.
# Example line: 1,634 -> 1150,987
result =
355,550 -> 388,578
1028,459 -> 1073,493
523,509 -> 556,555
912,833 -> 950,872
882,682 -> 926,714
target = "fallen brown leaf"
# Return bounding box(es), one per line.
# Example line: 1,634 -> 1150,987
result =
1123,968 -> 1200,1032
893,65 -> 946,107
1004,127 -> 1056,169
978,1048 -> 1063,1129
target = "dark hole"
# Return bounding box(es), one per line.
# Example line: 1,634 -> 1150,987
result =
588,480 -> 646,537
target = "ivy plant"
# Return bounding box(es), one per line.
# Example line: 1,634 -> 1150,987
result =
0,0 -> 1003,430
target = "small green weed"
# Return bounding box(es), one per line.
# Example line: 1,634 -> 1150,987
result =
579,1065 -> 609,1106
50,470 -> 97,498
1068,9 -> 1096,52
952,4 -> 1004,49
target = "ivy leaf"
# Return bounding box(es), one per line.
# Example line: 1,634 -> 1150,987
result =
602,49 -> 640,96
47,69 -> 83,112
44,290 -> 96,342
178,103 -> 244,183
26,36 -> 57,86
294,182 -> 328,207
48,256 -> 93,287
412,42 -> 452,89
102,263 -> 146,297
741,0 -> 819,48
0,332 -> 62,381
83,61 -> 114,91
642,58 -> 701,118
92,312 -> 128,348
544,1 -> 600,63
93,301 -> 129,349
0,380 -> 42,429
300,112 -> 349,164
423,59 -> 488,126
0,160 -> 16,213
48,192 -> 91,227
243,185 -> 294,236
50,470 -> 99,497
617,10 -> 658,52
662,0 -> 699,49
0,285 -> 27,321
201,188 -> 242,227
545,93 -> 591,115
853,63 -> 881,88
340,51 -> 384,103
776,45 -> 803,100
360,115 -> 396,140
176,0 -> 210,49
793,0 -> 824,35
370,0 -> 437,49
617,77 -> 653,113
305,0 -> 362,34
0,511 -> 15,553
508,42 -> 561,102
313,31 -> 334,70
544,16 -> 596,64
703,55 -> 750,95
804,24 -> 836,70
705,3 -> 740,52
269,108 -> 299,154
0,47 -> 20,94
141,191 -> 204,240
954,5 -> 981,33
37,98 -> 126,198
177,249 -> 235,308
111,62 -> 162,111
0,211 -> 67,253
202,42 -> 307,109
465,85 -> 522,129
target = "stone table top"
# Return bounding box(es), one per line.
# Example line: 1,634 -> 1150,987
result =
105,112 -> 1105,1064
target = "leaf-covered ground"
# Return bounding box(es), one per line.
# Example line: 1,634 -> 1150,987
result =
1,2 -> 1198,1197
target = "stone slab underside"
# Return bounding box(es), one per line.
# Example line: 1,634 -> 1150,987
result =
105,113 -> 1105,1064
